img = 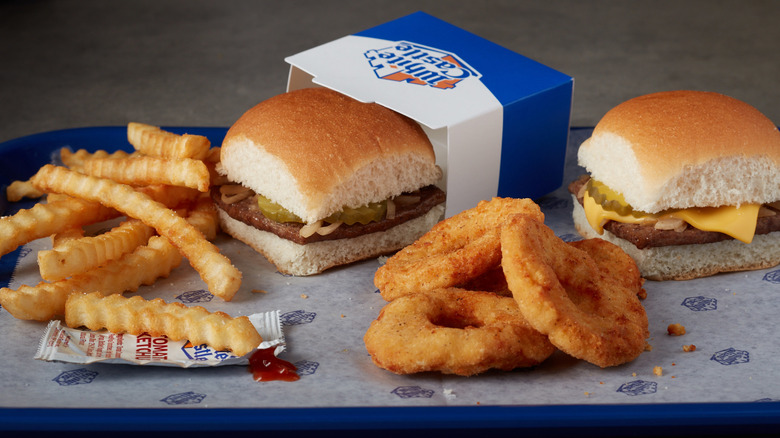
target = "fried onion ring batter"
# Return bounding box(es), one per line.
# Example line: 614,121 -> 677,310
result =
500,214 -> 649,368
568,238 -> 645,294
456,264 -> 512,296
363,287 -> 556,376
375,198 -> 543,301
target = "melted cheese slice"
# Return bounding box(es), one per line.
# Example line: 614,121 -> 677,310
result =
583,192 -> 761,244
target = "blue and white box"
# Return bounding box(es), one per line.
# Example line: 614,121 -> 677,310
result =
286,11 -> 573,216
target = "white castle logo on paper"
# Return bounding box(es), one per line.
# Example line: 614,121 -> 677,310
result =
364,41 -> 481,90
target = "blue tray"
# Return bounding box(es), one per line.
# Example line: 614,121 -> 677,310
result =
1,127 -> 779,436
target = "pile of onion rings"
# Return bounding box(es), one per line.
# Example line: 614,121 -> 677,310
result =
365,197 -> 649,376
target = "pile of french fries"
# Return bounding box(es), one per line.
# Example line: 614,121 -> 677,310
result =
0,123 -> 258,356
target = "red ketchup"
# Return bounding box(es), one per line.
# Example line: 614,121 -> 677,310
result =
249,348 -> 299,382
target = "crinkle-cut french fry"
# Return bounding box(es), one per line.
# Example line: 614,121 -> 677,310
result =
0,196 -> 118,258
137,184 -> 201,209
60,147 -> 134,170
52,227 -> 85,249
38,218 -> 155,281
45,193 -> 70,203
81,155 -> 210,192
205,146 -> 221,163
6,180 -> 44,202
203,147 -> 227,186
186,194 -> 219,240
127,122 -> 211,160
48,186 -> 195,214
0,235 -> 182,321
65,292 -> 262,356
30,165 -> 242,301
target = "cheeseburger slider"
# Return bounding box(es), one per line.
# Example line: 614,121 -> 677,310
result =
569,90 -> 780,280
212,87 -> 446,276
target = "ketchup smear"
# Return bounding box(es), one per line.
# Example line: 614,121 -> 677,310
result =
249,348 -> 299,382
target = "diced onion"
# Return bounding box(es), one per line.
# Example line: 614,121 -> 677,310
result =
300,220 -> 323,238
219,185 -> 253,204
576,181 -> 589,199
220,184 -> 249,195
654,217 -> 687,232
758,206 -> 777,217
222,192 -> 253,204
316,221 -> 344,236
386,199 -> 396,220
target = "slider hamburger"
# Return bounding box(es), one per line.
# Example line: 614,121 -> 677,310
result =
212,87 -> 446,276
569,90 -> 780,280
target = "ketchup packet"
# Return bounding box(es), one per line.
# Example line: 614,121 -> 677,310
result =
35,310 -> 285,368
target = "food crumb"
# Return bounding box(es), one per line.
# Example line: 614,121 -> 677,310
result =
340,314 -> 346,318
637,288 -> 647,300
667,323 -> 686,336
683,344 -> 697,352
644,343 -> 653,351
300,294 -> 308,299
443,388 -> 456,398
653,366 -> 663,376
584,391 -> 590,397
251,289 -> 268,294
632,372 -> 637,377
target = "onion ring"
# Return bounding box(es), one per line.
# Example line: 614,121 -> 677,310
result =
375,198 -> 543,301
500,214 -> 649,368
568,238 -> 645,295
455,264 -> 512,296
363,288 -> 556,376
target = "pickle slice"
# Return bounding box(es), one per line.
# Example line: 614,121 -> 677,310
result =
585,179 -> 639,217
326,201 -> 387,225
257,195 -> 387,225
257,195 -> 303,223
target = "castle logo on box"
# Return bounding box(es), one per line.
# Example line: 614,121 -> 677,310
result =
364,41 -> 480,90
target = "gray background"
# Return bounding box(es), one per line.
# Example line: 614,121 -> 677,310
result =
1,0 -> 778,144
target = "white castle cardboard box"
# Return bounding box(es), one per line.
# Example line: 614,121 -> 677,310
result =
285,11 -> 573,216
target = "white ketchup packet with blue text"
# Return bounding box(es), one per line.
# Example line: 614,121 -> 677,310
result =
34,310 -> 284,368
